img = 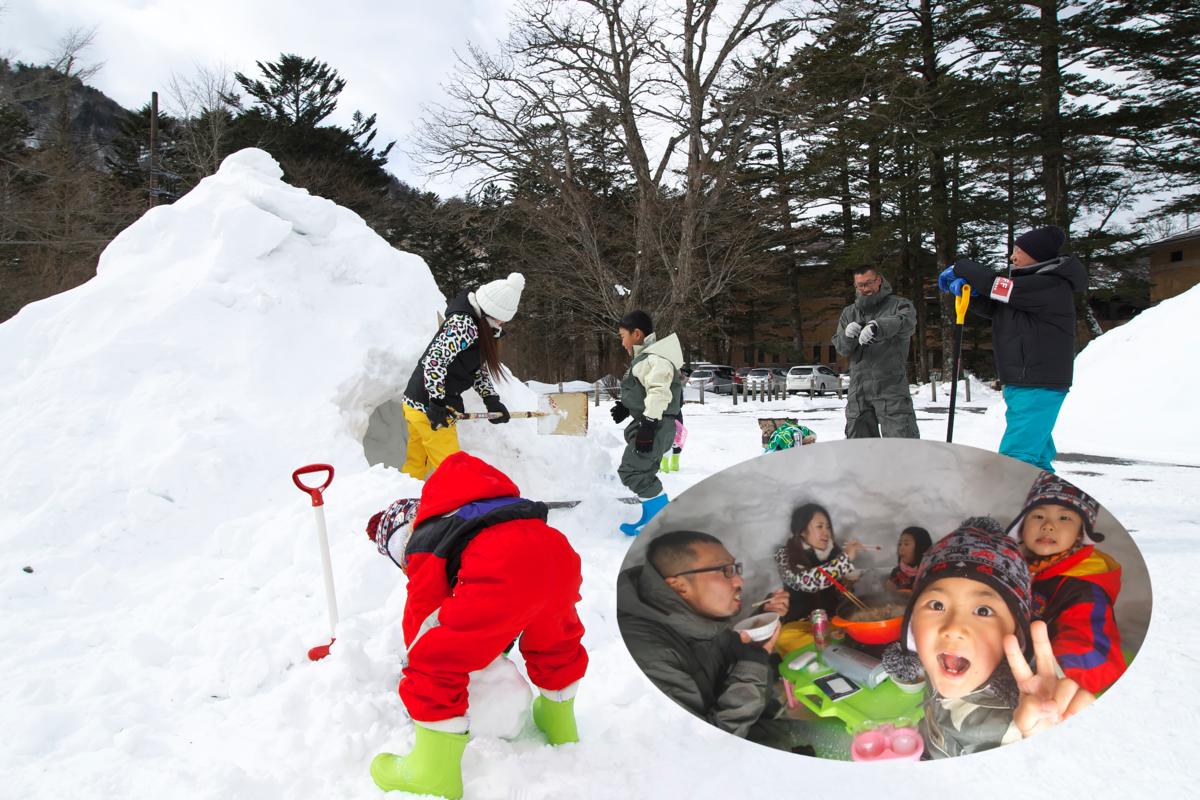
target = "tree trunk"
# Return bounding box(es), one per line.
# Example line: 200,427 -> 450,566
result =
1038,0 -> 1068,228
773,122 -> 804,357
919,0 -> 956,376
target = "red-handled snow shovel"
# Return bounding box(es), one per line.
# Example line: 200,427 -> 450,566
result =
946,285 -> 971,443
292,463 -> 339,661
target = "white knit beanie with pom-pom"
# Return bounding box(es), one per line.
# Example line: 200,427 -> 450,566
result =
471,272 -> 526,322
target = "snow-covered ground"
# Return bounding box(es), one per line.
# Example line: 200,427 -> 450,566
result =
2,150 -> 1197,799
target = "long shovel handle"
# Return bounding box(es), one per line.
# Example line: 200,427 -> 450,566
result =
454,410 -> 551,420
311,504 -> 339,635
947,286 -> 971,443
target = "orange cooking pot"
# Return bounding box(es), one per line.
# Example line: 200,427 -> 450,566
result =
832,599 -> 904,645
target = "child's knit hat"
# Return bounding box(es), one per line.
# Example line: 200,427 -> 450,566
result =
900,516 -> 1033,655
367,498 -> 421,569
1006,470 -> 1103,544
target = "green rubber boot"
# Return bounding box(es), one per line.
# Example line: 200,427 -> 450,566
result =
370,724 -> 469,799
660,454 -> 671,472
532,695 -> 579,745
669,452 -> 680,472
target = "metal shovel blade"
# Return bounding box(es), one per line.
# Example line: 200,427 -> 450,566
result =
537,392 -> 589,436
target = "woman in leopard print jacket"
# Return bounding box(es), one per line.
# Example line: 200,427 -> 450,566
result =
400,273 -> 525,480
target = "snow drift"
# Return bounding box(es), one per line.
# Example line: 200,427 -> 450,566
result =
1054,282 -> 1200,464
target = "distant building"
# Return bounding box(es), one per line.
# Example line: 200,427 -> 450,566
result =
1145,229 -> 1200,303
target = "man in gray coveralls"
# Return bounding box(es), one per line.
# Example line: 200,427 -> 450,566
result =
833,266 -> 920,439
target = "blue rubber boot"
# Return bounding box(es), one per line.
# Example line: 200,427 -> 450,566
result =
619,492 -> 669,537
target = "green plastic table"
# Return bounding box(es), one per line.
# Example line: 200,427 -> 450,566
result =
779,641 -> 925,735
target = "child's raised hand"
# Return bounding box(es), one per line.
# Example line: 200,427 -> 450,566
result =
1005,620 -> 1096,738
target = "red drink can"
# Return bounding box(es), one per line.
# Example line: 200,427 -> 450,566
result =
811,609 -> 829,650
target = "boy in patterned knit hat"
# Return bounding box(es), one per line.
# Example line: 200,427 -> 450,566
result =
1007,471 -> 1126,694
882,517 -> 1094,758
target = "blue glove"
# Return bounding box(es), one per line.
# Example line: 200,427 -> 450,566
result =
938,266 -> 967,296
937,266 -> 957,293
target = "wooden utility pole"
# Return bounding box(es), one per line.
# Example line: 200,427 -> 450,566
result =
148,91 -> 158,207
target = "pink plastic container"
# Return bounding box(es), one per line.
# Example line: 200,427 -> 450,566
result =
850,724 -> 924,762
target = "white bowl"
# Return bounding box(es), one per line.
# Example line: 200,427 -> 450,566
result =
733,612 -> 781,642
892,675 -> 927,694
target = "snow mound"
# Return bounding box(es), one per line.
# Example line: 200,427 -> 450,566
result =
466,656 -> 534,740
0,147 -> 609,541
1055,283 -> 1200,464
0,148 -> 617,798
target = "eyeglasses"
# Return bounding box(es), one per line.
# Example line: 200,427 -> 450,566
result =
671,561 -> 743,579
854,277 -> 881,289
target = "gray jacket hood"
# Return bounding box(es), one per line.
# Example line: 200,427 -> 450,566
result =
616,563 -> 733,642
855,277 -> 896,314
1012,254 -> 1087,292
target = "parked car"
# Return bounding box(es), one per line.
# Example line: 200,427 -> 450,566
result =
786,364 -> 843,396
743,367 -> 787,392
686,366 -> 735,394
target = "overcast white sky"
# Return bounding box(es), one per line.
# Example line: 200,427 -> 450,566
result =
1,0 -> 516,196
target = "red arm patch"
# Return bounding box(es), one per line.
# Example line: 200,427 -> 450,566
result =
990,277 -> 1014,303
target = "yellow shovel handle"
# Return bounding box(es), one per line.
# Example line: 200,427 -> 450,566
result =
955,284 -> 971,324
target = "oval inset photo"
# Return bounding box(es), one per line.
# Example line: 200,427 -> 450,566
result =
616,439 -> 1150,762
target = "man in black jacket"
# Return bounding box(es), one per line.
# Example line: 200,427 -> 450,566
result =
939,226 -> 1086,472
617,531 -> 801,747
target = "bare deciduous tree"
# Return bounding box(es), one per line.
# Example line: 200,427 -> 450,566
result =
418,0 -> 792,336
166,63 -> 239,180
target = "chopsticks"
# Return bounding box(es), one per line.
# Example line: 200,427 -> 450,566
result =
749,587 -> 785,610
816,566 -> 870,611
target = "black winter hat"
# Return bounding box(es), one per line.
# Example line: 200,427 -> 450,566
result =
1007,470 -> 1104,544
900,516 -> 1033,656
1015,225 -> 1066,263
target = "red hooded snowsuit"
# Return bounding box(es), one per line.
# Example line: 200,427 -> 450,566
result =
398,451 -> 588,722
1031,545 -> 1125,694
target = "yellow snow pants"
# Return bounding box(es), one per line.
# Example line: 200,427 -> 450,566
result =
401,403 -> 461,480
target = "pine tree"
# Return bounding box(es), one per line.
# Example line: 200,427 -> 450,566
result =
233,54 -> 345,127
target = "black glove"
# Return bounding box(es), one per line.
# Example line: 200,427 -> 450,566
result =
635,418 -> 659,453
483,394 -> 510,424
611,402 -> 631,424
425,399 -> 453,430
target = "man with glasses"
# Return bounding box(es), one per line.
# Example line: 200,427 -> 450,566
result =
833,266 -> 920,439
616,531 -> 797,746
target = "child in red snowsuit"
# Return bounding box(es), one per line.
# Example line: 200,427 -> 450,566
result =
1007,471 -> 1126,695
366,451 -> 588,799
